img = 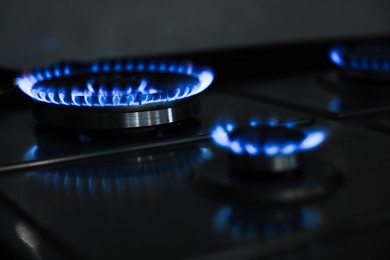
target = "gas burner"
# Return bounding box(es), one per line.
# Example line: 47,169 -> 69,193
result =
319,44 -> 390,99
16,59 -> 214,129
326,43 -> 390,86
192,119 -> 342,203
211,119 -> 326,175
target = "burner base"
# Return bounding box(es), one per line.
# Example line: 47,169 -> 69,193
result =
33,97 -> 200,129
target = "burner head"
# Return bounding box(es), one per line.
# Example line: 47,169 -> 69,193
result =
229,126 -> 304,174
329,43 -> 390,84
193,119 -> 340,204
211,120 -> 326,176
16,59 -> 214,129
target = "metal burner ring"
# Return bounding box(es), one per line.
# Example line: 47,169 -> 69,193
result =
33,96 -> 200,129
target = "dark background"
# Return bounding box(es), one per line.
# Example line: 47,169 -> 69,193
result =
1,0 -> 390,69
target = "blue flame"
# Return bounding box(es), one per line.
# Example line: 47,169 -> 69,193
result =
300,131 -> 326,150
16,60 -> 214,107
329,46 -> 346,67
210,119 -> 327,156
329,44 -> 390,72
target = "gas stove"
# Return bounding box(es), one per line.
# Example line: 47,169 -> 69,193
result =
1,37 -> 390,260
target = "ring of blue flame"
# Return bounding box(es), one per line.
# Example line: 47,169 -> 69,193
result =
329,45 -> 390,71
16,60 -> 214,107
211,119 -> 327,156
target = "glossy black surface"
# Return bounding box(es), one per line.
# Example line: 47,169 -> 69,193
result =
227,72 -> 390,119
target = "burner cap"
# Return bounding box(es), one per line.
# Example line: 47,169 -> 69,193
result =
16,59 -> 214,129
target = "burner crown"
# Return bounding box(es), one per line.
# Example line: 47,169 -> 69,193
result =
16,59 -> 214,107
211,120 -> 326,157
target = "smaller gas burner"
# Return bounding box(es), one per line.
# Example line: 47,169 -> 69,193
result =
16,59 -> 214,129
211,119 -> 326,176
192,119 -> 342,204
324,43 -> 390,90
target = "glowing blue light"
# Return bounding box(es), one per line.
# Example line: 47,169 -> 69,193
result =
159,63 -> 166,71
148,62 -> 156,71
64,65 -> 70,75
226,122 -> 236,132
330,44 -> 390,72
230,141 -> 243,154
284,121 -> 295,128
102,62 -> 111,72
264,145 -> 278,156
245,144 -> 259,155
126,61 -> 134,71
45,68 -> 52,79
267,119 -> 278,126
249,118 -> 260,126
114,61 -> 122,71
91,63 -> 99,73
211,119 -> 327,156
281,144 -> 297,155
137,62 -> 145,71
48,92 -> 57,104
54,67 -> 61,77
16,60 -> 214,107
329,47 -> 346,67
300,131 -> 326,150
35,71 -> 44,81
148,88 -> 158,94
211,125 -> 231,147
